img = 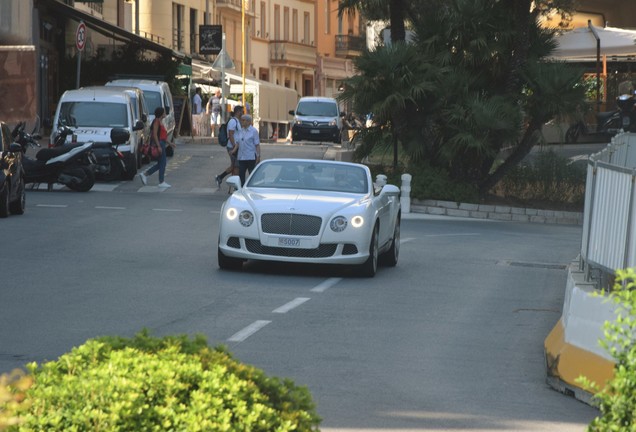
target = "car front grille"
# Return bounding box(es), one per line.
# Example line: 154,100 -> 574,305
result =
245,239 -> 337,258
261,213 -> 322,236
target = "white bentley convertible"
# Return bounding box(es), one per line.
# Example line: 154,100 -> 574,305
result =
217,159 -> 401,277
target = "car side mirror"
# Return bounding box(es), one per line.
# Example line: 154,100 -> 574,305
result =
226,175 -> 241,190
9,142 -> 22,153
288,110 -> 295,116
380,184 -> 400,196
141,113 -> 148,123
165,107 -> 171,115
133,120 -> 144,131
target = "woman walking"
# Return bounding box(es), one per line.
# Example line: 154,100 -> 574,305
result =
140,107 -> 173,188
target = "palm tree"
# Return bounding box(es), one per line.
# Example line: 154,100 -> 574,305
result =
338,0 -> 407,43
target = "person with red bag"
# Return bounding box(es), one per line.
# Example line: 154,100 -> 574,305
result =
140,107 -> 174,188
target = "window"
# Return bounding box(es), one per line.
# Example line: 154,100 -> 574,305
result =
304,12 -> 310,44
274,5 -> 280,40
59,102 -> 129,128
284,7 -> 289,41
325,0 -> 330,34
260,1 -> 266,38
293,9 -> 298,42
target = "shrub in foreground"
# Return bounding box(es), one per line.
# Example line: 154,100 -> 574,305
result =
9,331 -> 320,431
578,268 -> 636,431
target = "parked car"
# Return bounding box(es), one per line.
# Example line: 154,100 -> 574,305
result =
106,79 -> 176,142
289,97 -> 343,144
50,87 -> 144,179
217,158 -> 401,277
0,122 -> 25,217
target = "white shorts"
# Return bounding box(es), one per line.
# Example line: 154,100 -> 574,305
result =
210,112 -> 221,125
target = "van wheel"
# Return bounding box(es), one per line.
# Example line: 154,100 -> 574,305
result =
123,153 -> 138,180
0,182 -> 9,218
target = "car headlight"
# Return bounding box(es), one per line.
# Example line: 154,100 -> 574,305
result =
329,119 -> 337,126
351,216 -> 364,228
239,210 -> 254,227
330,216 -> 348,232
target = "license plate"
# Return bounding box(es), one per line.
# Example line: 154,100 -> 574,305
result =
278,237 -> 300,247
310,129 -> 320,134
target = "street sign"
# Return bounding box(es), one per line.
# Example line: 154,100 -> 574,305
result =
199,25 -> 222,55
76,22 -> 86,52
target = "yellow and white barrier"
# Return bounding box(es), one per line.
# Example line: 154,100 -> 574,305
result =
544,261 -> 616,405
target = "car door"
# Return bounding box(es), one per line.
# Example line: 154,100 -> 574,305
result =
373,184 -> 394,247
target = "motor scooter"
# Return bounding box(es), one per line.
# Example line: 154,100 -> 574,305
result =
565,107 -> 621,143
12,122 -> 96,192
51,125 -> 130,181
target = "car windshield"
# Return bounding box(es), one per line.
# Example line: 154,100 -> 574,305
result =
296,101 -> 338,117
247,161 -> 368,194
59,102 -> 129,128
143,91 -> 162,113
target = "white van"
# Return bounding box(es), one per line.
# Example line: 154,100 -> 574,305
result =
106,79 -> 175,141
50,87 -> 144,179
288,96 -> 343,144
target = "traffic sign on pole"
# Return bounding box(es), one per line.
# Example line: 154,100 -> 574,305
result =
76,21 -> 86,52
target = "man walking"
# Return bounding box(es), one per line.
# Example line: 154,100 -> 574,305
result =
234,114 -> 261,186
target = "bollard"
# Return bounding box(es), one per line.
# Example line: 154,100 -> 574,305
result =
401,173 -> 412,213
375,174 -> 387,188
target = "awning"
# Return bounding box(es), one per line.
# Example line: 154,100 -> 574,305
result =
191,59 -> 298,125
38,0 -> 185,60
550,25 -> 636,60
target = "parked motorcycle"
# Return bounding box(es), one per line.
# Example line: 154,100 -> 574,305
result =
51,125 -> 130,181
616,92 -> 636,133
565,107 -> 621,144
12,122 -> 96,192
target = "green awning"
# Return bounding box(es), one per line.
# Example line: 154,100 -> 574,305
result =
178,63 -> 192,76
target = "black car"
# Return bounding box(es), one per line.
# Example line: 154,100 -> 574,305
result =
0,122 -> 26,217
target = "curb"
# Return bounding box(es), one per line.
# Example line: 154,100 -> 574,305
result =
411,199 -> 584,225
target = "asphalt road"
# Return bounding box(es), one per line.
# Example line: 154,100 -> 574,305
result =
0,141 -> 599,431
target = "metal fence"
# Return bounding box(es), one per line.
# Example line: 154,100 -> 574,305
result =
581,132 -> 636,289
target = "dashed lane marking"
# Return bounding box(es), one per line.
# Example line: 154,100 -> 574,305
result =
227,320 -> 272,342
272,297 -> 311,314
95,206 -> 126,210
311,278 -> 342,293
35,204 -> 67,208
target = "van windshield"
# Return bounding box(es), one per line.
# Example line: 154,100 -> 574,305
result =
143,91 -> 162,113
59,102 -> 129,128
296,101 -> 338,117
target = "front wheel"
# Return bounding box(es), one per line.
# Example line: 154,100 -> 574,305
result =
9,175 -> 25,215
0,182 -> 9,218
218,246 -> 243,270
379,218 -> 400,267
565,124 -> 580,144
122,152 -> 138,180
357,224 -> 378,277
65,167 -> 95,192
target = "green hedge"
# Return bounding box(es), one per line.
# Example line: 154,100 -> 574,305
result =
6,331 -> 320,431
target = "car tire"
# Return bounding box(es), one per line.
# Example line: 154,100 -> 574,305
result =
218,246 -> 243,270
0,182 -> 9,218
122,152 -> 138,180
379,217 -> 400,267
65,167 -> 95,192
358,224 -> 378,277
565,124 -> 580,144
9,175 -> 25,215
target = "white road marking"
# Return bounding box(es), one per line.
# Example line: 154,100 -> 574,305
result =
91,183 -> 122,192
228,320 -> 272,342
424,233 -> 480,237
191,187 -> 216,194
35,204 -> 67,208
272,297 -> 311,313
95,206 -> 126,210
138,186 -> 168,193
311,278 -> 341,293
152,208 -> 183,212
400,237 -> 415,244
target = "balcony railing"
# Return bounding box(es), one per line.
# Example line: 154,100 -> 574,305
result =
335,34 -> 365,58
270,41 -> 317,67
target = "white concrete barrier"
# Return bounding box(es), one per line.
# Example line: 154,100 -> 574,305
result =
544,261 -> 617,404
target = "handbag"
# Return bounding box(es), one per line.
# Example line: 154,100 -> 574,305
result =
141,138 -> 161,161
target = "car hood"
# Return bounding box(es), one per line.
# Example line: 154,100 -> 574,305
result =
297,115 -> 338,123
241,189 -> 365,215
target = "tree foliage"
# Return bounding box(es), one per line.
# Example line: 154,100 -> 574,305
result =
578,268 -> 636,431
341,0 -> 586,196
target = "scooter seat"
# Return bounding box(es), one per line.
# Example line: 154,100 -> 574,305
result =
36,144 -> 84,162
